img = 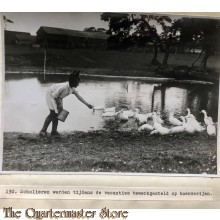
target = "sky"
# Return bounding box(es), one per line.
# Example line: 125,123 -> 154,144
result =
2,12 -> 185,36
4,12 -> 216,37
3,12 -> 109,35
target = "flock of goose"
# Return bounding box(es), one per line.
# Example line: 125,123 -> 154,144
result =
93,106 -> 217,136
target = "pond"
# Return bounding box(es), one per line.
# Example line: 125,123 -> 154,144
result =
4,74 -> 219,133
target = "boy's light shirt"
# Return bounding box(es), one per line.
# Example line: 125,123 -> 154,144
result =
50,82 -> 78,98
46,82 -> 78,113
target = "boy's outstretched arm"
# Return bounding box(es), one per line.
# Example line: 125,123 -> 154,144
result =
74,93 -> 93,109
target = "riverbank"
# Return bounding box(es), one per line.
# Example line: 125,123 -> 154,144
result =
3,131 -> 217,174
5,46 -> 220,83
5,71 -> 216,86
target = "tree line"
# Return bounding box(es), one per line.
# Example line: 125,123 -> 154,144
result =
100,13 -> 220,72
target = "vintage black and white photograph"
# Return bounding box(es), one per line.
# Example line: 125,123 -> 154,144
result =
1,12 -> 219,175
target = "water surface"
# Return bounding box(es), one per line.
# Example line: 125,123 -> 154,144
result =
4,74 -> 219,133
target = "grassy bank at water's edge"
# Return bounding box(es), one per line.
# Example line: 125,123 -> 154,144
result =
3,131 -> 217,174
5,46 -> 220,82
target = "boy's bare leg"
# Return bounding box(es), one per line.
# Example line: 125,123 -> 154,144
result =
40,110 -> 56,136
51,115 -> 59,135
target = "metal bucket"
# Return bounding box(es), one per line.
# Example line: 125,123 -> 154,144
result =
57,109 -> 69,122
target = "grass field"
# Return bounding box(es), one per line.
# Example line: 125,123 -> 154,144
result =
3,131 -> 217,174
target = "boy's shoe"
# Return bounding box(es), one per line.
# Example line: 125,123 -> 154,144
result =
39,130 -> 47,137
51,131 -> 60,136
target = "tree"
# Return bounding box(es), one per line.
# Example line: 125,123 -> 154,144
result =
97,28 -> 106,32
101,13 -> 135,49
132,15 -> 172,66
171,17 -> 220,71
133,15 -> 160,65
198,19 -> 219,71
101,13 -> 172,66
83,27 -> 96,32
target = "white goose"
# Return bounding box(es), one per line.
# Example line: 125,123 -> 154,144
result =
150,127 -> 170,135
149,130 -> 160,135
186,108 -> 205,132
150,114 -> 171,135
115,110 -> 129,121
134,109 -> 151,125
200,110 -> 216,136
201,110 -> 214,125
138,123 -> 154,132
154,112 -> 164,124
170,116 -> 186,134
152,113 -> 163,130
123,109 -> 135,118
169,109 -> 183,126
186,108 -> 195,119
101,111 -> 117,117
139,113 -> 153,125
192,117 -> 205,132
185,115 -> 196,134
134,108 -> 142,120
103,106 -> 116,113
135,114 -> 147,124
207,123 -> 216,136
93,106 -> 105,110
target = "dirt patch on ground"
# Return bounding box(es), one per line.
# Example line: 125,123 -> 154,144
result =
3,131 -> 217,174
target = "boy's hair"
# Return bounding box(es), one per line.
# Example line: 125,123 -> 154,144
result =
69,70 -> 80,87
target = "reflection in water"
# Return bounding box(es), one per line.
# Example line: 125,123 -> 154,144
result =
4,74 -> 219,133
164,87 -> 188,117
152,89 -> 162,113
